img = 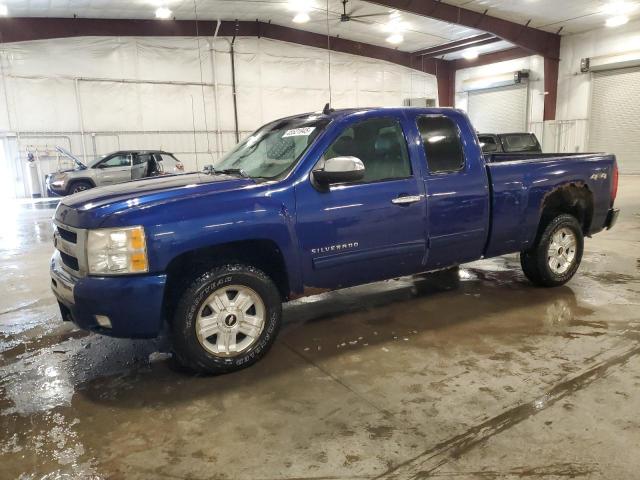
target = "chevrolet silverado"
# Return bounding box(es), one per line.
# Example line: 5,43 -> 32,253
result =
50,107 -> 620,373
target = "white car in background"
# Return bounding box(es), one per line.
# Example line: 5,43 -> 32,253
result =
46,147 -> 185,196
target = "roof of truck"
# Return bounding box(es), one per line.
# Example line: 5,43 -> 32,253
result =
280,106 -> 462,123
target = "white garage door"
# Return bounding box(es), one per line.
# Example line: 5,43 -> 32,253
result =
589,66 -> 640,174
467,84 -> 528,134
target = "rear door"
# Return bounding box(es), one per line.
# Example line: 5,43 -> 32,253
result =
295,114 -> 427,289
95,153 -> 133,185
412,113 -> 490,269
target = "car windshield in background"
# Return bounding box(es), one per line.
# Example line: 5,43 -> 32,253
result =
500,134 -> 540,153
214,116 -> 330,179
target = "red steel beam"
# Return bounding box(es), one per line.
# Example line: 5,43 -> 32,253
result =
366,0 -> 560,60
0,17 -> 445,74
451,47 -> 531,69
418,36 -> 502,58
544,57 -> 559,121
414,33 -> 494,56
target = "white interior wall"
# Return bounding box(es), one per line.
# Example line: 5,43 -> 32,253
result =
557,18 -> 640,120
0,35 -> 438,198
454,55 -> 546,139
555,18 -> 640,154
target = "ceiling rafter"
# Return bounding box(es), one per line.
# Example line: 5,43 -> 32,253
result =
365,0 -> 561,59
415,35 -> 501,58
0,17 -> 449,76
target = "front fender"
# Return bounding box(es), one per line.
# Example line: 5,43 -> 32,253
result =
100,183 -> 303,295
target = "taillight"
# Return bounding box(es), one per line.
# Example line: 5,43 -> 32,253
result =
611,161 -> 619,205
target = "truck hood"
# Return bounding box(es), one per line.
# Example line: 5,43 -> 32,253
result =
57,173 -> 256,227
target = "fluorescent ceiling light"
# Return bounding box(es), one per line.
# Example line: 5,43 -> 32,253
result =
462,49 -> 479,60
293,12 -> 310,23
288,0 -> 314,11
601,1 -> 637,15
155,7 -> 172,19
0,4 -> 7,16
386,33 -> 404,45
606,15 -> 630,27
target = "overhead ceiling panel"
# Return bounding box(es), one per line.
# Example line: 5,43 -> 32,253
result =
444,0 -> 640,34
0,0 -> 495,52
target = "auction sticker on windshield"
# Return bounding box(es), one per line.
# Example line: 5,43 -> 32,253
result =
282,127 -> 316,138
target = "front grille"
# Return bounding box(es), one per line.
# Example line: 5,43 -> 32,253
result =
57,226 -> 77,244
54,220 -> 87,276
60,251 -> 79,271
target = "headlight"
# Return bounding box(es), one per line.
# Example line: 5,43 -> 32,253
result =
87,226 -> 148,275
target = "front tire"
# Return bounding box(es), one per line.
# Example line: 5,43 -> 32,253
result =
68,180 -> 93,195
171,264 -> 282,374
520,214 -> 584,287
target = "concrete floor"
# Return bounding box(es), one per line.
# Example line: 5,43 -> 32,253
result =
1,177 -> 639,480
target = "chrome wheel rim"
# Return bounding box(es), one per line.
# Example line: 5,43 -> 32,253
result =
73,185 -> 88,193
547,227 -> 577,275
196,285 -> 266,357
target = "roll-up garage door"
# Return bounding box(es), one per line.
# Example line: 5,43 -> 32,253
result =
467,84 -> 528,134
589,66 -> 640,174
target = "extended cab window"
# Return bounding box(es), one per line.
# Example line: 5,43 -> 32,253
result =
322,118 -> 411,183
417,116 -> 465,173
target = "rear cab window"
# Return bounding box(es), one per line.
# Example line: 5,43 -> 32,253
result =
417,116 -> 465,174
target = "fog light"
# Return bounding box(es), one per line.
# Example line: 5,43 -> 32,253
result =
95,315 -> 112,329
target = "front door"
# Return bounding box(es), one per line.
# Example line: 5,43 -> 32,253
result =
96,153 -> 133,185
295,116 -> 427,290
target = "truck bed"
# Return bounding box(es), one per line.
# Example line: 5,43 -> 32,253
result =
484,153 -> 616,258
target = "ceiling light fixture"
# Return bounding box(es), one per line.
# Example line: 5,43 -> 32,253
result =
601,1 -> 637,15
386,33 -> 404,45
293,12 -> 310,23
462,49 -> 479,60
606,15 -> 630,27
155,7 -> 172,19
0,4 -> 8,16
288,0 -> 314,10
383,11 -> 408,45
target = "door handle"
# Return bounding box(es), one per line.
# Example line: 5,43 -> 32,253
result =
391,195 -> 422,205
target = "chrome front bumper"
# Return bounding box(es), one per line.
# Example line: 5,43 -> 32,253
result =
50,251 -> 76,306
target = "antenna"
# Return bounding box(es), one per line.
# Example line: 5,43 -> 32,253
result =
326,0 -> 332,108
193,0 -> 211,165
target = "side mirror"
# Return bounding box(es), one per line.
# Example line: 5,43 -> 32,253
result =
313,156 -> 365,185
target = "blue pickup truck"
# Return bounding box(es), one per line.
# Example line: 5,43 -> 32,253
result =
50,107 -> 619,373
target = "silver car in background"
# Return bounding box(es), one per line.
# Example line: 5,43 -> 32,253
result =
46,147 -> 185,196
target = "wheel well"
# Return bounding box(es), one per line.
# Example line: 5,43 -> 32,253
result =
163,239 -> 290,319
67,178 -> 95,191
538,183 -> 594,236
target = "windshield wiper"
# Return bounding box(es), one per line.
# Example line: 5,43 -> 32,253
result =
214,168 -> 250,178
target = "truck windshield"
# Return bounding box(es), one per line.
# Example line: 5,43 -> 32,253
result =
214,116 -> 330,179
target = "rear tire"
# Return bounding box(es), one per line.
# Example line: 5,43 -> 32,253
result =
171,264 -> 282,374
520,214 -> 584,287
